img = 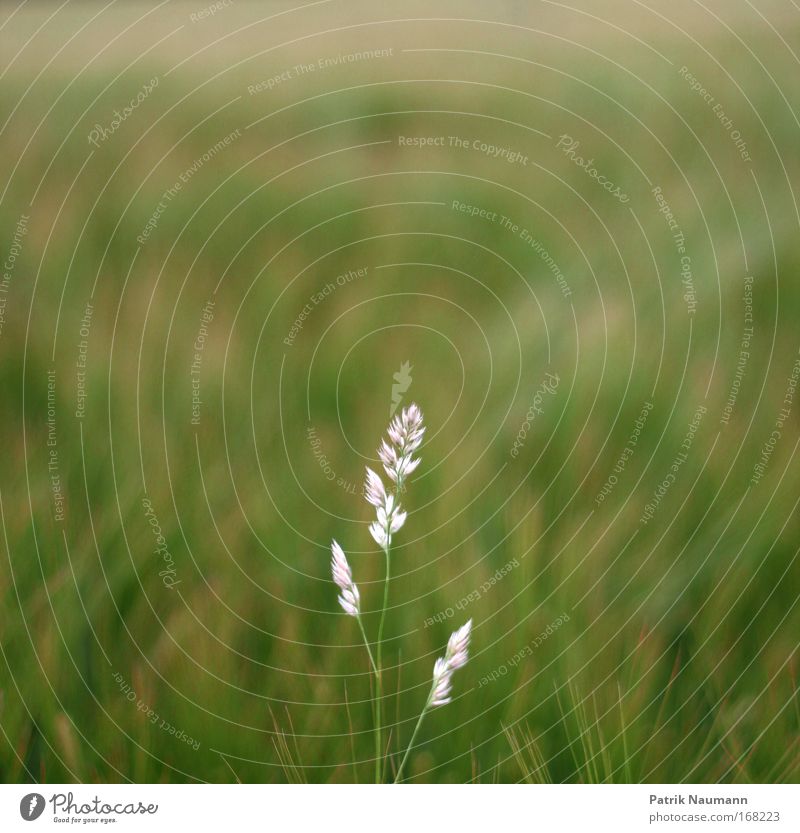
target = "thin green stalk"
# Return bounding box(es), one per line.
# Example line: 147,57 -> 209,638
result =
375,540 -> 391,782
618,683 -> 632,784
395,692 -> 432,783
356,616 -> 378,677
356,609 -> 380,783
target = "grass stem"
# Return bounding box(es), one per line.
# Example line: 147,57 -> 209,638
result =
356,616 -> 378,677
375,541 -> 392,782
395,694 -> 431,783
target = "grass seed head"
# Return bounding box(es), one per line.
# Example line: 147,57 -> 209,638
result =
330,540 -> 360,617
431,619 -> 472,706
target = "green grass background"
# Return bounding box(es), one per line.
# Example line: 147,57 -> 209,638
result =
0,0 -> 799,783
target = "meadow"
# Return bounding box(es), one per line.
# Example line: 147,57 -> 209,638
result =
0,0 -> 799,783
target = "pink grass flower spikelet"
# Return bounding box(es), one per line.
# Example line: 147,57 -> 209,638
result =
364,467 -> 387,508
365,470 -> 407,550
381,404 -> 425,488
364,403 -> 424,551
330,540 -> 360,617
388,403 -> 425,453
430,619 -> 472,706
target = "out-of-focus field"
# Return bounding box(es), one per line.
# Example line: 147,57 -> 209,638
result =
0,0 -> 799,783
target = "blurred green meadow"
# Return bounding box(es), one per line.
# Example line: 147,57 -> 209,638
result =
1,0 -> 799,783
